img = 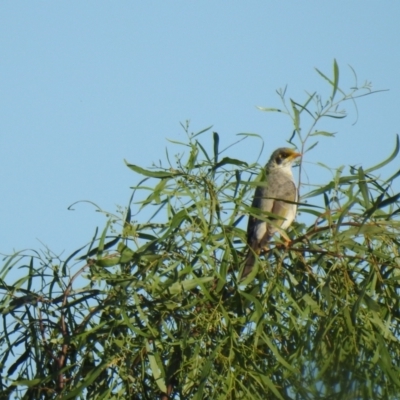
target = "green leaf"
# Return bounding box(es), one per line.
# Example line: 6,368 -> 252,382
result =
117,242 -> 135,262
79,235 -> 121,260
358,166 -> 370,207
192,125 -> 213,138
290,99 -> 300,133
290,99 -> 314,118
301,293 -> 325,316
98,219 -> 112,255
325,113 -> 346,119
260,331 -> 299,374
168,277 -> 214,295
63,242 -> 91,271
125,161 -> 183,178
213,131 -> 219,164
212,157 -> 248,171
377,192 -> 400,209
332,58 -> 339,100
240,291 -> 264,323
196,139 -> 212,163
315,66 -> 335,88
384,167 -> 400,185
146,339 -> 167,393
96,242 -> 135,266
186,142 -> 199,170
62,361 -> 111,400
365,134 -> 399,173
301,91 -> 316,114
309,131 -> 336,137
363,192 -> 400,220
302,175 -> 356,199
11,378 -> 42,387
249,372 -> 284,400
7,348 -> 30,375
256,106 -> 282,112
305,141 -> 318,153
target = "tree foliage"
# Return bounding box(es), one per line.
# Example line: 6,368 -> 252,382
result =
2,61 -> 400,399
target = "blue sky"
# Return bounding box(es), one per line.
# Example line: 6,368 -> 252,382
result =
1,2 -> 399,261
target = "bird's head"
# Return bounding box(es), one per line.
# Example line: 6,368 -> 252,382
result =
267,147 -> 302,170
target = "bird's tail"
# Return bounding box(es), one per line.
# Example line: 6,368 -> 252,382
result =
241,245 -> 259,279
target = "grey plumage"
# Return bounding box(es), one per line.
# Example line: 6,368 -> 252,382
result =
242,147 -> 301,278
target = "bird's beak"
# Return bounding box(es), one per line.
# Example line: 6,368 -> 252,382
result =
288,151 -> 302,160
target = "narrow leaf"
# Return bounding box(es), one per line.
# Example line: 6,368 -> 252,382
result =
98,220 -> 112,255
305,141 -> 319,153
309,131 -> 336,137
332,59 -> 339,100
315,67 -> 334,87
213,131 -> 219,164
125,161 -> 183,178
146,340 -> 167,393
256,106 -> 282,112
79,236 -> 120,260
212,157 -> 248,171
325,114 -> 346,119
376,192 -> 400,209
365,134 -> 399,173
192,125 -> 213,138
358,167 -> 370,207
290,99 -> 300,133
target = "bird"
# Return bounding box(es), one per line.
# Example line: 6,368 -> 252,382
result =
242,147 -> 301,279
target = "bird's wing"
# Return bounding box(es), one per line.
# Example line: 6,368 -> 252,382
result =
246,185 -> 274,244
243,175 -> 297,279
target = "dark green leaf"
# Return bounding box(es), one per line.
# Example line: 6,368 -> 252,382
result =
79,235 -> 120,260
212,157 -> 248,171
8,348 -> 30,375
213,131 -> 219,164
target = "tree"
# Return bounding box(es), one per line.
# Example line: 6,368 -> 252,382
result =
1,61 -> 400,399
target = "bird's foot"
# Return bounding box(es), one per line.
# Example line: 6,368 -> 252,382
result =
278,238 -> 292,249
260,245 -> 270,254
